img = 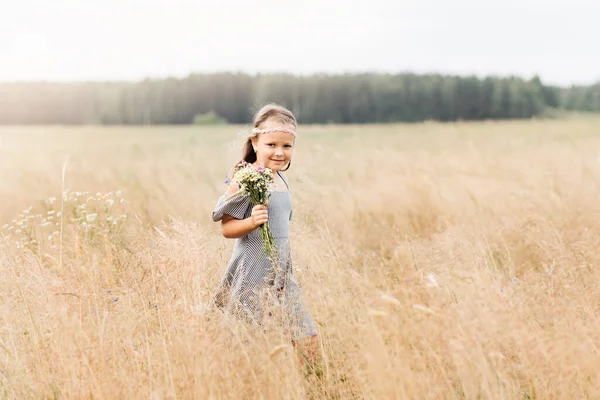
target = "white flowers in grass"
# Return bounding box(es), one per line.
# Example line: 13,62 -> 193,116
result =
0,189 -> 129,252
86,213 -> 98,222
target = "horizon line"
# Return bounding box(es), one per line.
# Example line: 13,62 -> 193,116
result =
1,69 -> 598,88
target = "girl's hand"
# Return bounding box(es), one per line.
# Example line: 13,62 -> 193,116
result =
250,204 -> 268,228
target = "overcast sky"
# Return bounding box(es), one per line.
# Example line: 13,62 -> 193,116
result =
1,0 -> 599,86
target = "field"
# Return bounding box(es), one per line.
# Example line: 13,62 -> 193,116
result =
1,119 -> 600,399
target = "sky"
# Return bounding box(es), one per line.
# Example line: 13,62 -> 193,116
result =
1,0 -> 599,86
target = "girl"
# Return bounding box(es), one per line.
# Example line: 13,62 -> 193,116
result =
209,103 -> 318,359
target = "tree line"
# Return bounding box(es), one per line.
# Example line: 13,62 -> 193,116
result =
0,73 -> 597,125
560,83 -> 600,113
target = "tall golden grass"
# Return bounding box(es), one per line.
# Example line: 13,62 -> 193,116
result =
1,119 -> 599,399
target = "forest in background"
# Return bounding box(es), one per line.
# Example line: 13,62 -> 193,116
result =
0,72 -> 598,125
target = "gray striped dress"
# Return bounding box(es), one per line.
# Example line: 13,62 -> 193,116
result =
210,171 -> 317,340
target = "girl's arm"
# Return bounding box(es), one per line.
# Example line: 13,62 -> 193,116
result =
221,214 -> 259,239
220,181 -> 268,239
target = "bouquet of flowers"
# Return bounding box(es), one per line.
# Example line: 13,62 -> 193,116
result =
225,161 -> 278,266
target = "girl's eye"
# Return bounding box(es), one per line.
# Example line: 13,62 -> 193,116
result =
284,145 -> 292,148
267,144 -> 275,147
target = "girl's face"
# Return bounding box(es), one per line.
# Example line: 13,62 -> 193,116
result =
252,122 -> 295,172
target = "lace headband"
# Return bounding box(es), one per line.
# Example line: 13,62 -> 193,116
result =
252,127 -> 297,136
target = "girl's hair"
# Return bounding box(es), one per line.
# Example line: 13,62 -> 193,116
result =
239,103 -> 297,169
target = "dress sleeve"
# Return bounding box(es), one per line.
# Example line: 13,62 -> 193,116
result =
212,193 -> 251,222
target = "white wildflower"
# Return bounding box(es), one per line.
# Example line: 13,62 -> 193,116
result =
86,213 -> 98,222
426,273 -> 439,288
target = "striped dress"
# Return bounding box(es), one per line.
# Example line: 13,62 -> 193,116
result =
210,171 -> 317,340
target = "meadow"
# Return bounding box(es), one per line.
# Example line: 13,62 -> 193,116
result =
1,119 -> 599,399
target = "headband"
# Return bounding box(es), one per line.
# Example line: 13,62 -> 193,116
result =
252,127 -> 297,136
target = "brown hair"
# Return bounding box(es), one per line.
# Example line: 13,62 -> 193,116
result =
239,103 -> 297,169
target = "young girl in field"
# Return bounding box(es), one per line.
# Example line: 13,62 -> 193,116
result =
209,103 -> 319,362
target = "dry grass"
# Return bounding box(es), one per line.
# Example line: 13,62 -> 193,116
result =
1,119 -> 600,399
